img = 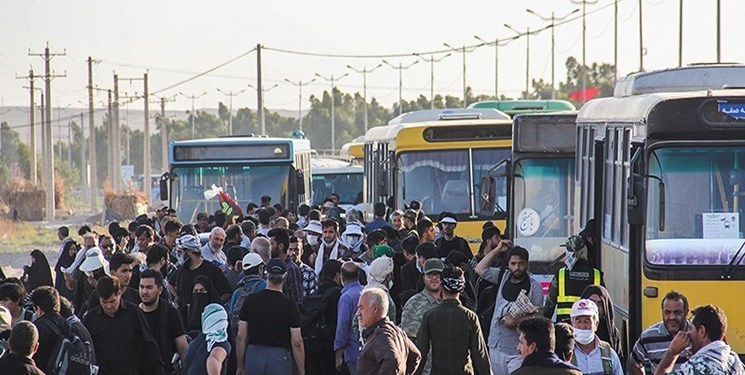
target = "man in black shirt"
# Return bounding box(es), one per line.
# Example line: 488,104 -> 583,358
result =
139,268 -> 188,374
236,258 -> 305,375
0,321 -> 45,375
435,213 -> 472,260
83,276 -> 164,375
169,234 -> 231,310
85,252 -> 141,315
29,286 -> 66,374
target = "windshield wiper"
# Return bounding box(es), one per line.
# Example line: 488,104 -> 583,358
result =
721,239 -> 745,279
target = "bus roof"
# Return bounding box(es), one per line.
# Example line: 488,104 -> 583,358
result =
468,100 -> 576,115
364,109 -> 512,144
614,64 -> 745,97
311,157 -> 354,170
170,136 -> 311,149
387,108 -> 509,126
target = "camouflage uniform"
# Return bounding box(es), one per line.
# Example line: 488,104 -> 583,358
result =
400,289 -> 440,375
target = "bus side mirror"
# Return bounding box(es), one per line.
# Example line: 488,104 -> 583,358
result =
296,170 -> 306,195
658,181 -> 666,232
627,173 -> 647,226
479,159 -> 511,216
379,173 -> 389,198
159,173 -> 169,201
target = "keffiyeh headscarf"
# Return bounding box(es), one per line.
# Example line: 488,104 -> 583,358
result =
177,235 -> 201,253
441,276 -> 465,293
201,303 -> 228,352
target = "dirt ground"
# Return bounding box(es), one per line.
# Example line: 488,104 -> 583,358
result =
0,243 -> 59,279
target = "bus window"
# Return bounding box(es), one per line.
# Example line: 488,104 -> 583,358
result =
473,148 -> 511,218
646,147 -> 745,266
397,150 -> 470,217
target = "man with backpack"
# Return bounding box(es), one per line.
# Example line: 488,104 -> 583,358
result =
569,299 -> 622,375
228,253 -> 266,336
301,259 -> 343,375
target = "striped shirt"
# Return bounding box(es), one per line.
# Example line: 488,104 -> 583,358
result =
631,321 -> 691,373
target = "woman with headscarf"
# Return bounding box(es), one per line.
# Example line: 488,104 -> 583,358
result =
581,284 -> 623,361
183,303 -> 231,375
184,275 -> 221,335
24,250 -> 54,292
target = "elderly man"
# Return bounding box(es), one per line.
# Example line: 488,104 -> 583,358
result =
570,299 -> 623,375
250,237 -> 272,265
202,227 -> 227,271
357,287 -> 421,375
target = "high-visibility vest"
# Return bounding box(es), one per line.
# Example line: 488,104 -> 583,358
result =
556,267 -> 601,320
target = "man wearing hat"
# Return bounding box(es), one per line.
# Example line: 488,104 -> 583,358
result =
152,203 -> 169,236
400,258 -> 444,375
435,212 -> 471,260
227,253 -> 266,335
569,299 -> 623,375
170,235 -> 231,311
416,265 -> 491,375
236,258 -> 305,375
403,209 -> 419,238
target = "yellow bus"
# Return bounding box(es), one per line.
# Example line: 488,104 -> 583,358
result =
341,136 -> 365,163
363,108 -> 513,249
575,64 -> 745,354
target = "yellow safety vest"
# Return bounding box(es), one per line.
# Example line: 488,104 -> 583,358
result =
556,267 -> 601,319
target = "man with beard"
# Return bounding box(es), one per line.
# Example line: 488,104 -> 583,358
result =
268,228 -> 305,304
289,236 -> 317,299
314,220 -> 348,276
475,246 -> 544,375
170,235 -> 231,310
434,213 -> 471,260
630,291 -> 691,374
654,304 -> 744,375
201,227 -> 228,272
140,269 -> 188,374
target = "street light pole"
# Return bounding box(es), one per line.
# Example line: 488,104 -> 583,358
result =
284,79 -> 316,132
413,53 -> 451,109
315,73 -> 350,150
571,0 -> 599,103
475,35 -> 514,100
217,89 -> 246,136
347,63 -> 383,132
178,92 -> 207,139
527,8 -> 579,99
505,24 -> 532,100
382,60 -> 419,116
444,43 -> 481,107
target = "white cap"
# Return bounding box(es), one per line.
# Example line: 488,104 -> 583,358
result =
304,220 -> 323,235
367,256 -> 394,283
242,253 -> 264,270
570,299 -> 599,318
440,216 -> 457,224
79,248 -> 110,275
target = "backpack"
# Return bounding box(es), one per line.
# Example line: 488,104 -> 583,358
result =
47,320 -> 96,375
228,278 -> 264,337
299,286 -> 339,345
570,340 -> 615,375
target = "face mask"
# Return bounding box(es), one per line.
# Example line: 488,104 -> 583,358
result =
574,329 -> 595,345
307,235 -> 319,247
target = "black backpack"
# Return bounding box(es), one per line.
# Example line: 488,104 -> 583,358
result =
228,278 -> 264,338
299,286 -> 339,345
47,320 -> 96,375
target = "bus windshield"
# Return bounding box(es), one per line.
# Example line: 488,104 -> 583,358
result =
172,164 -> 290,223
312,172 -> 364,207
646,147 -> 745,266
396,148 -> 510,219
512,158 -> 575,262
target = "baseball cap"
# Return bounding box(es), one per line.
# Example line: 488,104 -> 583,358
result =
304,220 -> 323,235
570,299 -> 599,318
266,258 -> 287,275
423,258 -> 445,274
153,203 -> 168,211
440,214 -> 457,224
242,253 -> 264,270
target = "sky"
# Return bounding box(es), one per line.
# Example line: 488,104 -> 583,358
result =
1,0 -> 741,119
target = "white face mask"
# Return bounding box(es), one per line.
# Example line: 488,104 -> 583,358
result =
574,329 -> 595,345
306,235 -> 319,247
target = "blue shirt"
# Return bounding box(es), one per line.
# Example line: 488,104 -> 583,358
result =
334,281 -> 364,363
365,218 -> 391,234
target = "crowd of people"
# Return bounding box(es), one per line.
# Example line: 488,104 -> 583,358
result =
0,194 -> 742,375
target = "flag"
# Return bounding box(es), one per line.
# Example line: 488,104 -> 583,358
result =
568,87 -> 601,101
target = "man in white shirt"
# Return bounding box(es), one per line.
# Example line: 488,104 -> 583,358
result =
201,227 -> 227,272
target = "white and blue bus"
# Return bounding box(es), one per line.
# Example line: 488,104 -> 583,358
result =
161,136 -> 312,224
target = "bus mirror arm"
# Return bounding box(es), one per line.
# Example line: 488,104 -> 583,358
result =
627,173 -> 647,226
159,173 -> 170,201
296,169 -> 306,195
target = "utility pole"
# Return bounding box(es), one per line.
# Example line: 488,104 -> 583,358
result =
614,0 -> 619,80
87,57 -> 98,211
178,92 -> 207,139
347,63 -> 383,131
571,0 -> 599,102
716,0 -> 721,63
413,54 -> 451,109
444,44 -> 479,107
678,0 -> 683,67
504,24 -> 532,100
247,83 -> 279,134
153,95 -> 176,173
16,69 -> 39,185
113,74 -> 121,190
143,73 -> 150,201
382,60 -> 419,116
527,8 -> 579,100
639,0 -> 644,71
315,73 -> 349,150
107,89 -> 113,187
217,88 -> 246,135
256,44 -> 265,136
29,44 -> 66,222
80,112 -> 85,188
284,78 -> 316,132
475,36 -> 511,100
